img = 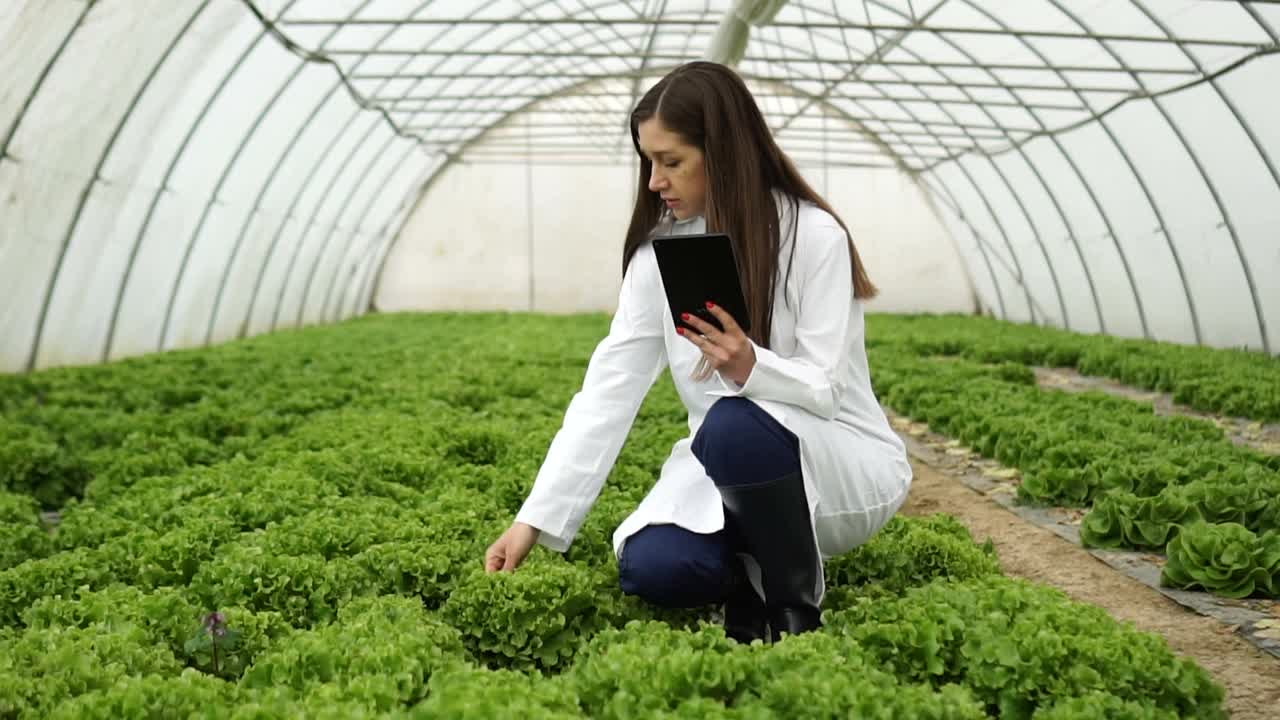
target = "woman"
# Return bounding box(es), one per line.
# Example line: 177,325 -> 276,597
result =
484,62 -> 912,644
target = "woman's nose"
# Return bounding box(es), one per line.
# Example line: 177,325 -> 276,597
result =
648,167 -> 667,192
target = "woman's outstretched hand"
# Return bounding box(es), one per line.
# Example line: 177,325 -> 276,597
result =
678,301 -> 756,386
485,522 -> 540,572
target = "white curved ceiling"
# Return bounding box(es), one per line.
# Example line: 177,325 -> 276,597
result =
1,0 -> 1277,372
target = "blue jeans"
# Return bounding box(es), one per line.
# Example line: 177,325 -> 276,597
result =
618,397 -> 801,607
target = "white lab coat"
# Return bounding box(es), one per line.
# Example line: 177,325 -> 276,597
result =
514,196 -> 913,600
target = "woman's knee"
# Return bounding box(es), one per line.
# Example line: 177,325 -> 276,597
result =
692,398 -> 799,484
617,525 -> 733,608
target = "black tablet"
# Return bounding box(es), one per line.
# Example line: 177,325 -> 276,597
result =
652,232 -> 752,335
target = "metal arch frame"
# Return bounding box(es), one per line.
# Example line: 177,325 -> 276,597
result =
360,68 -> 923,310
347,156 -> 445,318
204,76 -> 345,344
878,0 -> 1140,334
240,0 -> 437,147
621,0 -> 670,152
383,88 -> 1097,112
341,156 -> 443,321
813,0 -> 1273,343
0,1 -> 95,161
158,6 -> 353,352
1128,0 -> 1273,353
355,73 -> 1209,97
285,0 -> 665,322
102,20 -> 273,362
918,172 -> 1007,319
358,2 -> 1026,308
383,1 -> 657,160
242,0 -> 534,336
325,49 -> 1205,76
962,9 -> 1157,338
233,0 -> 455,341
346,5 -> 843,302
195,0 -> 394,345
428,7 -> 918,165
258,3 -> 1277,152
290,128 -> 400,327
942,158 -> 1044,322
274,15 -> 1267,47
348,174 -> 431,318
25,1 -> 213,372
274,0 -> 649,329
931,0 -> 1131,335
1023,0 -> 1203,345
793,0 -> 1122,335
262,0 -> 1280,322
1242,2 -> 1280,41
154,1 -> 1274,340
896,1 -> 1152,340
842,3 -> 1049,325
317,146 -> 422,322
910,3 -> 1071,328
771,2 -> 1042,325
915,48 -> 1280,170
766,2 -> 1012,314
9,1 -> 1273,370
761,4 -> 1067,329
366,2 -> 640,155
268,117 -> 384,331
327,48 -> 1198,77
239,0 -> 658,331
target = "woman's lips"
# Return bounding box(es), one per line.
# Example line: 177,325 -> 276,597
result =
665,198 -> 679,208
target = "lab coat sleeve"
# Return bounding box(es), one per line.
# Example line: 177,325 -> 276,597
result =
709,221 -> 853,420
514,244 -> 668,552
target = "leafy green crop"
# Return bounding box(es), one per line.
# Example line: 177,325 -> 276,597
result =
823,513 -> 1000,609
825,577 -> 1225,719
1161,522 -> 1280,598
440,559 -> 624,672
867,318 -> 1280,600
869,313 -> 1280,421
0,312 -> 1235,716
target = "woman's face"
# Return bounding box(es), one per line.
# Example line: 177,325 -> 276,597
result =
637,116 -> 707,220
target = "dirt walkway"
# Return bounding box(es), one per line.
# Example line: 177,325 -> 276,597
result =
901,458 -> 1280,720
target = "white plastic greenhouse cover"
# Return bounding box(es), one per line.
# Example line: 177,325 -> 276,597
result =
1,0 -> 1277,373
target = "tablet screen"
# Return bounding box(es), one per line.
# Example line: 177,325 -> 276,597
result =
651,233 -> 752,335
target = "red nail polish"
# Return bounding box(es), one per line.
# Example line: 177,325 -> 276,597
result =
676,327 -> 685,335
705,301 -> 716,309
681,312 -> 690,321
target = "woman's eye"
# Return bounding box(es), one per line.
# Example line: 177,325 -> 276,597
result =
664,161 -> 680,169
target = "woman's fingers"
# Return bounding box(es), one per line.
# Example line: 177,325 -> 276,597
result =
680,312 -> 721,341
704,302 -> 742,335
485,542 -> 504,572
677,328 -> 730,363
503,551 -> 522,571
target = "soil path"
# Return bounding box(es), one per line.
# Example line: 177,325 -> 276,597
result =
901,458 -> 1280,720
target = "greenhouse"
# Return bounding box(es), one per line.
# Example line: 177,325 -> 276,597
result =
1,0 -> 1278,717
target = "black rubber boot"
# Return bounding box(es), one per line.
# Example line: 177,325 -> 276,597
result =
717,471 -> 822,642
722,556 -> 768,644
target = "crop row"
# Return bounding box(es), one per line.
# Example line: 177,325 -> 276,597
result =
867,313 -> 1280,421
866,318 -> 1280,599
0,313 -> 1233,716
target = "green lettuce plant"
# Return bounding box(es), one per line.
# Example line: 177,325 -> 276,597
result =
1162,522 -> 1280,598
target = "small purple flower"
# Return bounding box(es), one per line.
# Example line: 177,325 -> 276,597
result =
204,612 -> 227,632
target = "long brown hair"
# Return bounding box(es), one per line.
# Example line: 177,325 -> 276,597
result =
623,62 -> 877,364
